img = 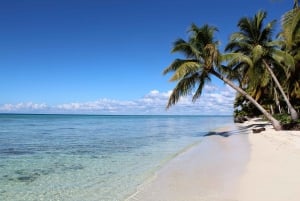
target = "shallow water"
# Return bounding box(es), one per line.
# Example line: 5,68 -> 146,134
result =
0,114 -> 234,201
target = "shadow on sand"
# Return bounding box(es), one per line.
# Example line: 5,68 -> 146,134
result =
204,123 -> 270,138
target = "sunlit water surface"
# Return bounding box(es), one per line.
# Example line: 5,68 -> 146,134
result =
0,114 -> 234,201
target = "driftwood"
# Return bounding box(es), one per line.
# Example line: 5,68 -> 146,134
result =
252,127 -> 266,134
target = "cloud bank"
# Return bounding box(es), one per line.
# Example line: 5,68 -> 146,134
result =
0,85 -> 236,115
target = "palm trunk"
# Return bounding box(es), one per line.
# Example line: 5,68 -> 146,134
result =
270,105 -> 274,115
274,88 -> 282,114
263,59 -> 299,121
211,69 -> 282,131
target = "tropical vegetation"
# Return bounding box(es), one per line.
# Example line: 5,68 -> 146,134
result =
163,1 -> 300,131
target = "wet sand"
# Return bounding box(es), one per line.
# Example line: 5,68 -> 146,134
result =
126,125 -> 250,201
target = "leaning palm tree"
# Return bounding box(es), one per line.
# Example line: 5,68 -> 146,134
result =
163,24 -> 282,130
226,10 -> 298,121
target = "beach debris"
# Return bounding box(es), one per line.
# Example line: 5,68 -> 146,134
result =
204,131 -> 230,137
252,127 -> 266,134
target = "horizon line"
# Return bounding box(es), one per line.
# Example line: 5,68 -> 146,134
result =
0,113 -> 233,117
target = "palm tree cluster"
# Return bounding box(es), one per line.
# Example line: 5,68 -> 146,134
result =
163,2 -> 300,131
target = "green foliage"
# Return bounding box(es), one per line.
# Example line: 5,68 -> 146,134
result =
164,3 -> 300,122
163,24 -> 220,108
273,113 -> 293,124
234,100 -> 262,118
226,9 -> 299,121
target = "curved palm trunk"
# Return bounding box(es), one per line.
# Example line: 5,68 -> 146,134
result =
262,59 -> 299,121
210,69 -> 282,131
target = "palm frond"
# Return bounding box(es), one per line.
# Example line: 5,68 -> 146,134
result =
267,39 -> 284,48
281,8 -> 300,49
238,17 -> 254,39
192,71 -> 211,102
221,53 -> 253,68
163,59 -> 193,75
229,32 -> 246,41
272,49 -> 295,73
193,24 -> 218,46
260,67 -> 271,87
294,51 -> 300,61
261,20 -> 276,41
169,61 -> 200,81
254,10 -> 267,33
166,73 -> 199,108
172,39 -> 200,59
225,40 -> 252,53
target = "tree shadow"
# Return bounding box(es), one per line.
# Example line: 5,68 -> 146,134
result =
203,123 -> 270,138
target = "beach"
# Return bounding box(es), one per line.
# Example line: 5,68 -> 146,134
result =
126,119 -> 300,201
237,120 -> 300,201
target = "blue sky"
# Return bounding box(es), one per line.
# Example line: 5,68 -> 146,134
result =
0,0 -> 293,114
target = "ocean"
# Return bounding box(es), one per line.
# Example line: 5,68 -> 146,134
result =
0,114 -> 234,201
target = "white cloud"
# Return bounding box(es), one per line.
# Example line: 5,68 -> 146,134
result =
0,102 -> 48,112
0,84 -> 236,115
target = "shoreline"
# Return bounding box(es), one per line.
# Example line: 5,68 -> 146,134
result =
125,119 -> 300,201
125,122 -> 250,201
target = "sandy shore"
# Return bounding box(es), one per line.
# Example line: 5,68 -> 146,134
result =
237,119 -> 300,201
125,119 -> 300,201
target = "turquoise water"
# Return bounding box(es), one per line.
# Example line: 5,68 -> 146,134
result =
0,114 -> 234,201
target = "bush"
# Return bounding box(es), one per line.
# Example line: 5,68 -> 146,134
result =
273,113 -> 292,124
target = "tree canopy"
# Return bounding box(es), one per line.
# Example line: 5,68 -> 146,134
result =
163,2 -> 300,130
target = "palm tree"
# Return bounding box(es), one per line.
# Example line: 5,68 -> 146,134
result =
163,24 -> 282,130
280,1 -> 300,53
279,1 -> 300,106
225,10 -> 298,121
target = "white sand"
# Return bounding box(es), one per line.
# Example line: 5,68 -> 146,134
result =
237,120 -> 300,201
126,127 -> 250,201
125,119 -> 300,201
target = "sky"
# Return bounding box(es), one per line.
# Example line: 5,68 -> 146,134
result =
0,0 -> 293,115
